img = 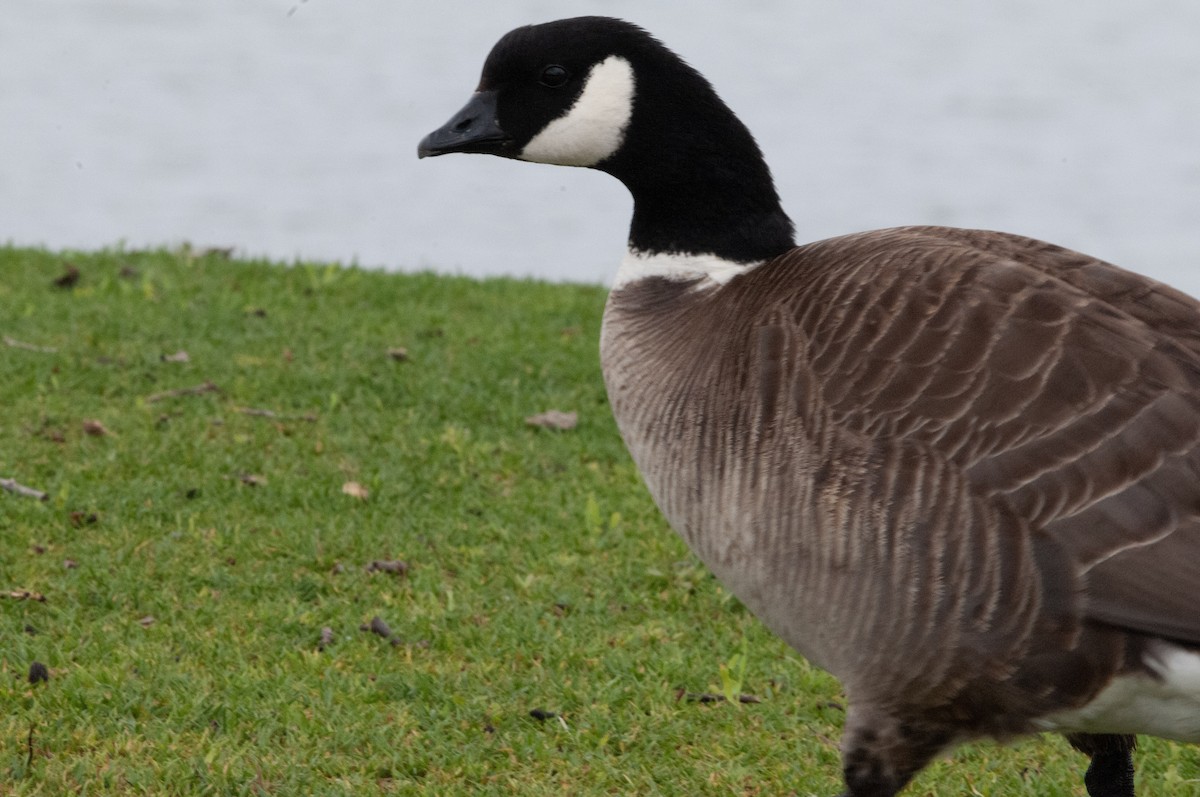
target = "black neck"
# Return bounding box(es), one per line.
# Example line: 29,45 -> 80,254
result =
616,157 -> 796,262
597,53 -> 795,262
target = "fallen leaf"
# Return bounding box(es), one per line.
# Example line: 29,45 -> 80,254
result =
525,410 -> 578,431
138,615 -> 156,627
365,559 -> 408,576
53,264 -> 80,288
318,626 -> 335,650
162,350 -> 190,363
28,661 -> 50,684
82,419 -> 110,436
342,481 -> 369,500
361,615 -> 392,639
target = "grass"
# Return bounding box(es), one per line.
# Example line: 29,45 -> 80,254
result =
1,246 -> 1197,796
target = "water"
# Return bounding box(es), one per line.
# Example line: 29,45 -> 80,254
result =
3,0 -> 1198,292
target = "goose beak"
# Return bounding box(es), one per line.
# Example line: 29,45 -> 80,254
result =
418,90 -> 510,158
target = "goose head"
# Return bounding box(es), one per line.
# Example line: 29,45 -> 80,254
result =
418,16 -> 795,264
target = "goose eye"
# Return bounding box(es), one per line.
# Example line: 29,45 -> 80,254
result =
539,65 -> 569,88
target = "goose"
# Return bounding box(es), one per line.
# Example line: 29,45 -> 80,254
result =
417,16 -> 1200,797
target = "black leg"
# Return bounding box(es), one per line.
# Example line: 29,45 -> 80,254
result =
1067,733 -> 1137,797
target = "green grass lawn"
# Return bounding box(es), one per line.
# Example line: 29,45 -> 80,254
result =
2,246 -> 1197,796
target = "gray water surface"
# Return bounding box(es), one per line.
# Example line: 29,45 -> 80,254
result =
3,1 -> 1198,292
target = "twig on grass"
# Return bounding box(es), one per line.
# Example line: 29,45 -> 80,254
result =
674,688 -> 762,704
3,590 -> 47,602
145,381 -> 221,403
4,335 -> 58,353
234,406 -> 318,422
1,477 -> 48,501
525,409 -> 578,431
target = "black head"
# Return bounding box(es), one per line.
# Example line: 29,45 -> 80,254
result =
419,16 -> 795,262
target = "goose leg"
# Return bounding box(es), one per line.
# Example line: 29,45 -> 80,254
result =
1066,733 -> 1137,797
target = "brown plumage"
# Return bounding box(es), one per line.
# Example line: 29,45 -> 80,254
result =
603,225 -> 1200,788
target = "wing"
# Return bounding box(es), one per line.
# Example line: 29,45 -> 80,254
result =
781,226 -> 1200,644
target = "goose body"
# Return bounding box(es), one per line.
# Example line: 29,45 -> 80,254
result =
419,17 -> 1200,796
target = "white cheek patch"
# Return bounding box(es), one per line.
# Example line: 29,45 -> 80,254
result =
520,56 -> 635,167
